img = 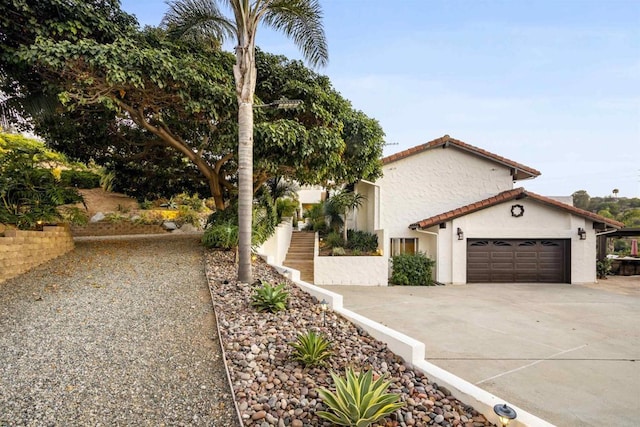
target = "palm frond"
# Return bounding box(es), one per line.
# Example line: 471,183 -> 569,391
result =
263,0 -> 328,68
163,0 -> 235,44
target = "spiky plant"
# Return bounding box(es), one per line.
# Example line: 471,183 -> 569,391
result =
251,281 -> 288,313
317,368 -> 404,427
290,330 -> 332,367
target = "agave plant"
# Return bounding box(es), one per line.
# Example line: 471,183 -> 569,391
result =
251,281 -> 289,313
317,368 -> 404,427
289,330 -> 333,367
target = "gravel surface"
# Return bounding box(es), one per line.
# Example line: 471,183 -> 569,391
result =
205,250 -> 494,427
0,235 -> 238,426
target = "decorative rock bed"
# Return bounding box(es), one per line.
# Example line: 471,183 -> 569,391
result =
205,250 -> 494,427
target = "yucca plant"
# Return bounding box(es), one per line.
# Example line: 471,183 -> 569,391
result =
251,281 -> 289,313
290,330 -> 333,367
317,368 -> 404,427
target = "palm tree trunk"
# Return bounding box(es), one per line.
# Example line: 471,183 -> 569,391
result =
237,100 -> 253,283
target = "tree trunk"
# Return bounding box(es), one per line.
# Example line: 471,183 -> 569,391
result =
342,211 -> 348,242
237,100 -> 253,283
235,40 -> 257,284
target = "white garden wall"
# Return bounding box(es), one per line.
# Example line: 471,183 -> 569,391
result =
255,219 -> 293,266
314,255 -> 388,286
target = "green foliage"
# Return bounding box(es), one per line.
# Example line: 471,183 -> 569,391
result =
346,229 -> 378,253
332,247 -> 346,256
139,199 -> 154,210
327,190 -> 367,241
572,190 -> 640,228
201,220 -> 238,250
60,170 -> 101,188
251,281 -> 289,313
173,192 -> 205,211
597,258 -> 612,279
0,143 -> 83,229
176,205 -> 201,226
303,203 -> 327,232
316,368 -> 404,427
326,231 -> 345,248
99,169 -> 116,192
277,198 -> 298,219
58,206 -> 89,225
390,252 -> 435,286
289,330 -> 333,367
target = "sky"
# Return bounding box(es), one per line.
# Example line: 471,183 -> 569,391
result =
120,0 -> 640,198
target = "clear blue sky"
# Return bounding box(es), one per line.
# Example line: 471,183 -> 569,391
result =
121,0 -> 640,198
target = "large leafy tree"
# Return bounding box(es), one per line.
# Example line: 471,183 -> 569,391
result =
24,39 -> 382,206
0,0 -> 137,128
164,0 -> 328,283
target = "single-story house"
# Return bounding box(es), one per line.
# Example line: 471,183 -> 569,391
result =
351,135 -> 623,284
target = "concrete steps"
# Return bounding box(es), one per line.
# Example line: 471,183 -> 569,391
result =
283,231 -> 315,283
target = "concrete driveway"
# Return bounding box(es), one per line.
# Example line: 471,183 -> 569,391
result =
324,277 -> 640,427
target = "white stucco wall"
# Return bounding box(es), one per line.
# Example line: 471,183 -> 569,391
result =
377,146 -> 516,241
298,185 -> 325,207
314,255 -> 388,286
255,219 -> 293,266
354,181 -> 378,233
439,199 -> 597,284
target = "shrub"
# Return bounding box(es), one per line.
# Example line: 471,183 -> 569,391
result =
390,252 -> 434,286
596,258 -> 612,279
332,247 -> 346,256
139,199 -> 154,210
325,231 -> 344,248
176,205 -> 200,227
276,198 -> 298,219
289,330 -> 333,367
201,221 -> 238,250
251,281 -> 289,313
0,148 -> 83,229
60,170 -> 101,189
316,368 -> 404,427
173,192 -> 205,211
346,229 -> 378,253
58,206 -> 89,225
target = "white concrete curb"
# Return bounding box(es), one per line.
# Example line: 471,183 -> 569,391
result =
268,260 -> 555,427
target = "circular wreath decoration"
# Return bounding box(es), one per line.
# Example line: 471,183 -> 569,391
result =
511,204 -> 525,217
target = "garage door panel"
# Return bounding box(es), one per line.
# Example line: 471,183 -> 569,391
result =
468,239 -> 569,283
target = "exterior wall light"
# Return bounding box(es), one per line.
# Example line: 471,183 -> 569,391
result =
578,227 -> 587,240
320,299 -> 328,326
457,227 -> 464,240
493,403 -> 517,426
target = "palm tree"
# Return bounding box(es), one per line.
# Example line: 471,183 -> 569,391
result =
326,190 -> 366,243
164,0 -> 327,283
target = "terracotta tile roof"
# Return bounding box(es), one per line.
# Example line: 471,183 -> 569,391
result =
409,187 -> 625,230
383,135 -> 541,181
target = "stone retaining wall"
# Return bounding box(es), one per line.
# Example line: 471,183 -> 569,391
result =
71,222 -> 168,237
0,225 -> 74,285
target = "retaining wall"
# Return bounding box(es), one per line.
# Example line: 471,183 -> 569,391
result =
314,255 -> 388,285
0,225 -> 74,284
71,222 -> 168,237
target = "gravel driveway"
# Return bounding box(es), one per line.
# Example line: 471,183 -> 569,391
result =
0,235 -> 238,426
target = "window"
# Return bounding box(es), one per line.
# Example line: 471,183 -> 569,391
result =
391,238 -> 418,256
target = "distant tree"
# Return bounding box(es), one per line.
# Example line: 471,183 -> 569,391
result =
572,190 -> 591,210
613,188 -> 619,198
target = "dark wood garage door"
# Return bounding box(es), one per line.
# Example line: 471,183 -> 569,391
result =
467,239 -> 570,283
